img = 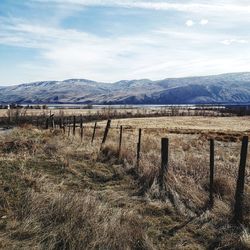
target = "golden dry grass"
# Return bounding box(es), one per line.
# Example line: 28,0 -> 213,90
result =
103,116 -> 250,132
0,107 -> 167,118
0,116 -> 249,249
0,108 -> 104,117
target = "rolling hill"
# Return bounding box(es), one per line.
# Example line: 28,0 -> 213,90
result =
1,72 -> 250,104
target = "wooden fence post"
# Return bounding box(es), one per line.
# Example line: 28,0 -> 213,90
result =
159,138 -> 169,192
233,136 -> 249,224
80,116 -> 83,142
101,119 -> 111,145
73,116 -> 76,136
91,122 -> 97,144
136,128 -> 142,167
63,124 -> 65,134
15,111 -> 19,127
7,110 -> 11,126
68,118 -> 71,137
59,117 -> 63,129
45,118 -> 49,129
48,114 -> 54,129
118,125 -> 123,157
51,116 -> 55,129
209,139 -> 215,208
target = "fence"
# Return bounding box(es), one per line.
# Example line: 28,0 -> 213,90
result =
1,113 -> 249,224
48,117 -> 249,224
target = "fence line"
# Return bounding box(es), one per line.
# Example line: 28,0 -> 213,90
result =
4,115 -> 248,224
92,121 -> 249,224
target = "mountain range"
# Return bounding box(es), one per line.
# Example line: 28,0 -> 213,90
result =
1,72 -> 250,105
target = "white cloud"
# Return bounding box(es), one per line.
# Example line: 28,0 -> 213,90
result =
185,19 -> 208,27
200,19 -> 208,25
186,20 -> 195,27
221,39 -> 249,45
31,0 -> 250,15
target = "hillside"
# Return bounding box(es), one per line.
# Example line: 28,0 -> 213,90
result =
1,72 -> 250,104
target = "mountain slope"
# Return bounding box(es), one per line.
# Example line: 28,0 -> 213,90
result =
1,72 -> 250,104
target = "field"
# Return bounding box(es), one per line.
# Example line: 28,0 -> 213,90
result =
0,106 -> 234,128
0,116 -> 250,249
99,116 -> 250,131
0,107 -> 182,118
0,108 -> 133,117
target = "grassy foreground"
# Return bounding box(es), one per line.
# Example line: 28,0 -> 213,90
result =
0,125 -> 249,249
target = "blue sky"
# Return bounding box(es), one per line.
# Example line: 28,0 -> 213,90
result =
1,0 -> 250,85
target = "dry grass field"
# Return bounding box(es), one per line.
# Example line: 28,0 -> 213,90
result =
107,116 -> 250,131
0,106 -> 227,123
0,116 -> 249,249
0,107 -> 167,118
0,108 -> 111,117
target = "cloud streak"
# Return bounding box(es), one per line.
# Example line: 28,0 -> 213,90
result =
32,0 -> 250,12
221,39 -> 249,46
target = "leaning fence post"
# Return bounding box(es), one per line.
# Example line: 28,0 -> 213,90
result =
136,128 -> 142,167
101,120 -> 111,146
209,139 -> 215,208
159,138 -> 169,192
233,136 -> 249,224
91,122 -> 97,144
118,125 -> 123,157
73,116 -> 76,136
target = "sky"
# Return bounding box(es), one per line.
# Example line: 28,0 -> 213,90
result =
1,0 -> 250,85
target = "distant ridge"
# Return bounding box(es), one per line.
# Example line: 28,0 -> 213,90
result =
1,72 -> 250,104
